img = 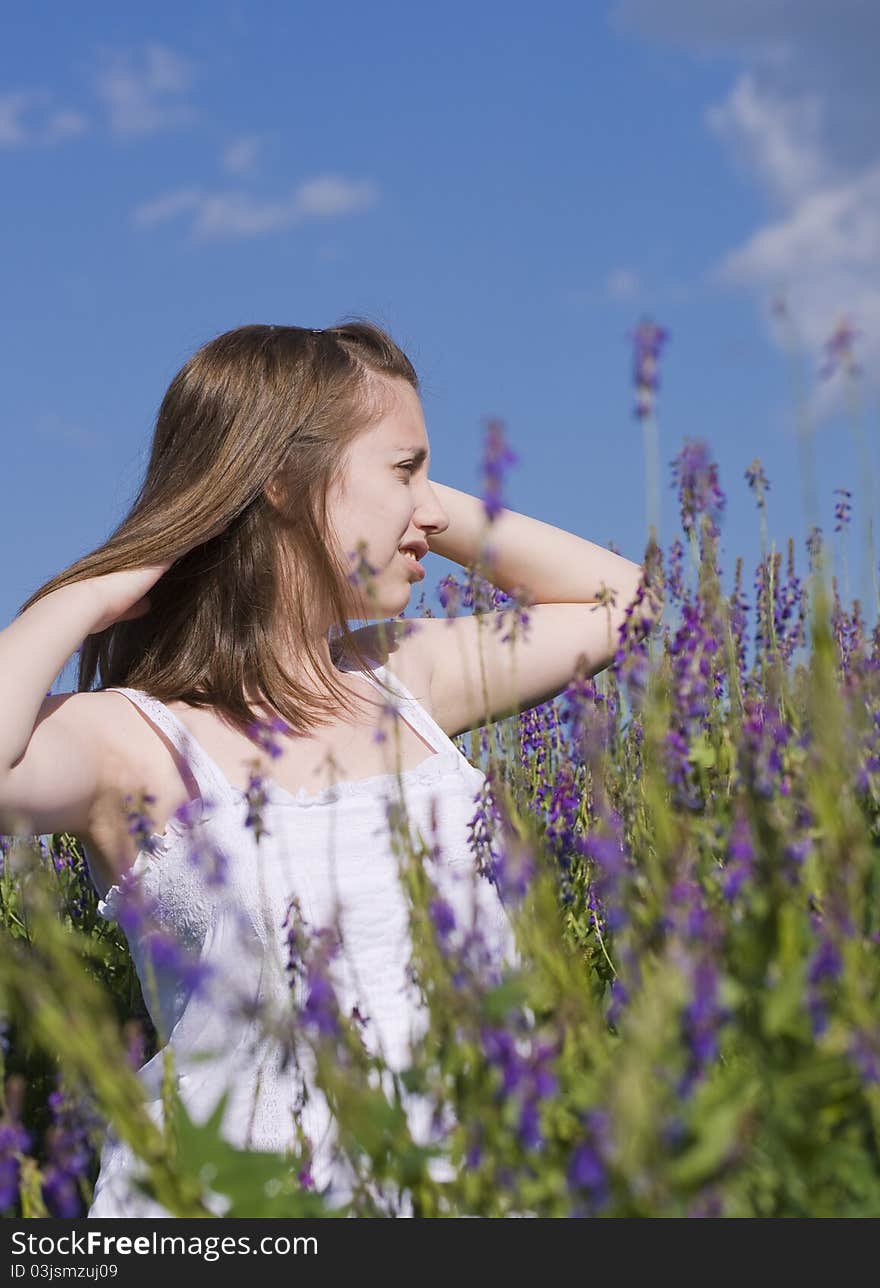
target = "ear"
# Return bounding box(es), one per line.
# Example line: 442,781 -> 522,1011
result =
263,470 -> 288,513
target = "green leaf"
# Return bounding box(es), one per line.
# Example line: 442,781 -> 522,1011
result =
667,1087 -> 756,1188
688,733 -> 717,771
762,960 -> 807,1039
148,1082 -> 348,1218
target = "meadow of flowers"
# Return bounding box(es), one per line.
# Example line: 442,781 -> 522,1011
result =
2,313 -> 879,1218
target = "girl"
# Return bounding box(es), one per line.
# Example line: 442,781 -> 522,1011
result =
0,321 -> 656,1215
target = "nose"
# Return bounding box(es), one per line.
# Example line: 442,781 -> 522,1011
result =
414,480 -> 450,538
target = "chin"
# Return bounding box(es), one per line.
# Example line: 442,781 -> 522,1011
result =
350,585 -> 409,621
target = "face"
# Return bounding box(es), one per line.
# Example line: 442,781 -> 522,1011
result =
326,377 -> 450,620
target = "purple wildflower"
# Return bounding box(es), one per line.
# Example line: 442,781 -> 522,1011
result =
465,772 -> 505,883
122,791 -> 163,858
566,1109 -> 610,1213
0,1077 -> 30,1213
245,714 -> 292,760
40,1082 -> 96,1218
581,812 -> 629,934
284,901 -> 344,1042
667,590 -> 723,731
481,1026 -> 525,1096
833,488 -> 853,534
689,1190 -> 724,1218
144,929 -> 213,995
346,540 -> 380,593
722,803 -> 755,899
805,525 -> 824,577
480,417 -> 518,523
0,1120 -> 30,1212
303,965 -> 341,1038
666,536 -> 686,604
298,1154 -> 315,1191
481,1023 -> 560,1152
745,458 -> 771,511
679,956 -> 722,1095
630,317 -> 669,422
518,1098 -> 542,1150
112,872 -> 213,997
819,315 -> 863,382
558,668 -> 615,764
516,1038 -> 559,1151
243,767 -> 271,843
850,1029 -> 880,1084
806,936 -> 842,1037
538,759 -> 581,897
569,1142 -> 604,1189
727,558 -> 750,691
613,540 -> 665,713
774,539 -> 808,667
465,1122 -> 483,1169
429,896 -> 457,950
606,969 -> 631,1031
670,439 -> 726,541
487,829 -> 536,907
737,696 -> 792,801
493,585 -> 534,650
437,572 -> 465,617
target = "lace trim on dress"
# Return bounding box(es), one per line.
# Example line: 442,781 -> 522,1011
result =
94,749 -> 469,922
93,659 -> 485,920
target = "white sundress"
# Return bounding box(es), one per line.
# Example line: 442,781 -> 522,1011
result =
83,660 -> 517,1218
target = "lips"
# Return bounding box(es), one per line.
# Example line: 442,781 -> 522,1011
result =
399,549 -> 426,580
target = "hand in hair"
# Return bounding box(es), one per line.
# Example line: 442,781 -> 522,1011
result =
84,562 -> 179,635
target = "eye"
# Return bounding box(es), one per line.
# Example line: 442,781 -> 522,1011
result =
397,462 -> 417,479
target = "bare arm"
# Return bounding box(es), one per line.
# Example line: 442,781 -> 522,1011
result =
425,480 -> 645,605
0,550 -> 202,837
0,583 -> 114,838
0,559 -> 171,839
0,583 -> 104,774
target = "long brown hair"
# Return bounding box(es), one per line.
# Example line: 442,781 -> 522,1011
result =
18,320 -> 421,737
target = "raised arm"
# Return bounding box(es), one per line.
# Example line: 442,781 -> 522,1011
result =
0,562 -> 168,839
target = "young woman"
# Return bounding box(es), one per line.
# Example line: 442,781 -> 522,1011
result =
0,321 -> 657,1216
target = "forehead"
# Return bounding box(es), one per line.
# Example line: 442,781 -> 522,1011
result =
358,377 -> 428,452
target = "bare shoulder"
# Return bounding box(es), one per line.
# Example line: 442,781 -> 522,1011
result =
0,688 -> 143,865
54,689 -> 171,828
72,690 -> 172,888
31,689 -> 137,781
82,689 -> 147,769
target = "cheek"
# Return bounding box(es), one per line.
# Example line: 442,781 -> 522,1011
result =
335,506 -> 395,565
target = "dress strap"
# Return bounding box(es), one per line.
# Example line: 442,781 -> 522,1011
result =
103,688 -> 238,808
359,663 -> 467,762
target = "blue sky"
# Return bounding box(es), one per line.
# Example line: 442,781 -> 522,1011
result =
3,0 -> 878,690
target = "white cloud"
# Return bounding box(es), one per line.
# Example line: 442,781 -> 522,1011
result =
132,187 -> 203,228
0,42 -> 197,148
0,92 -> 35,146
193,191 -> 294,239
705,74 -> 827,209
91,41 -> 198,137
292,176 -> 378,218
42,109 -> 89,144
611,0 -> 880,424
221,134 -> 263,177
713,167 -> 880,284
132,174 -> 379,242
0,90 -> 88,147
